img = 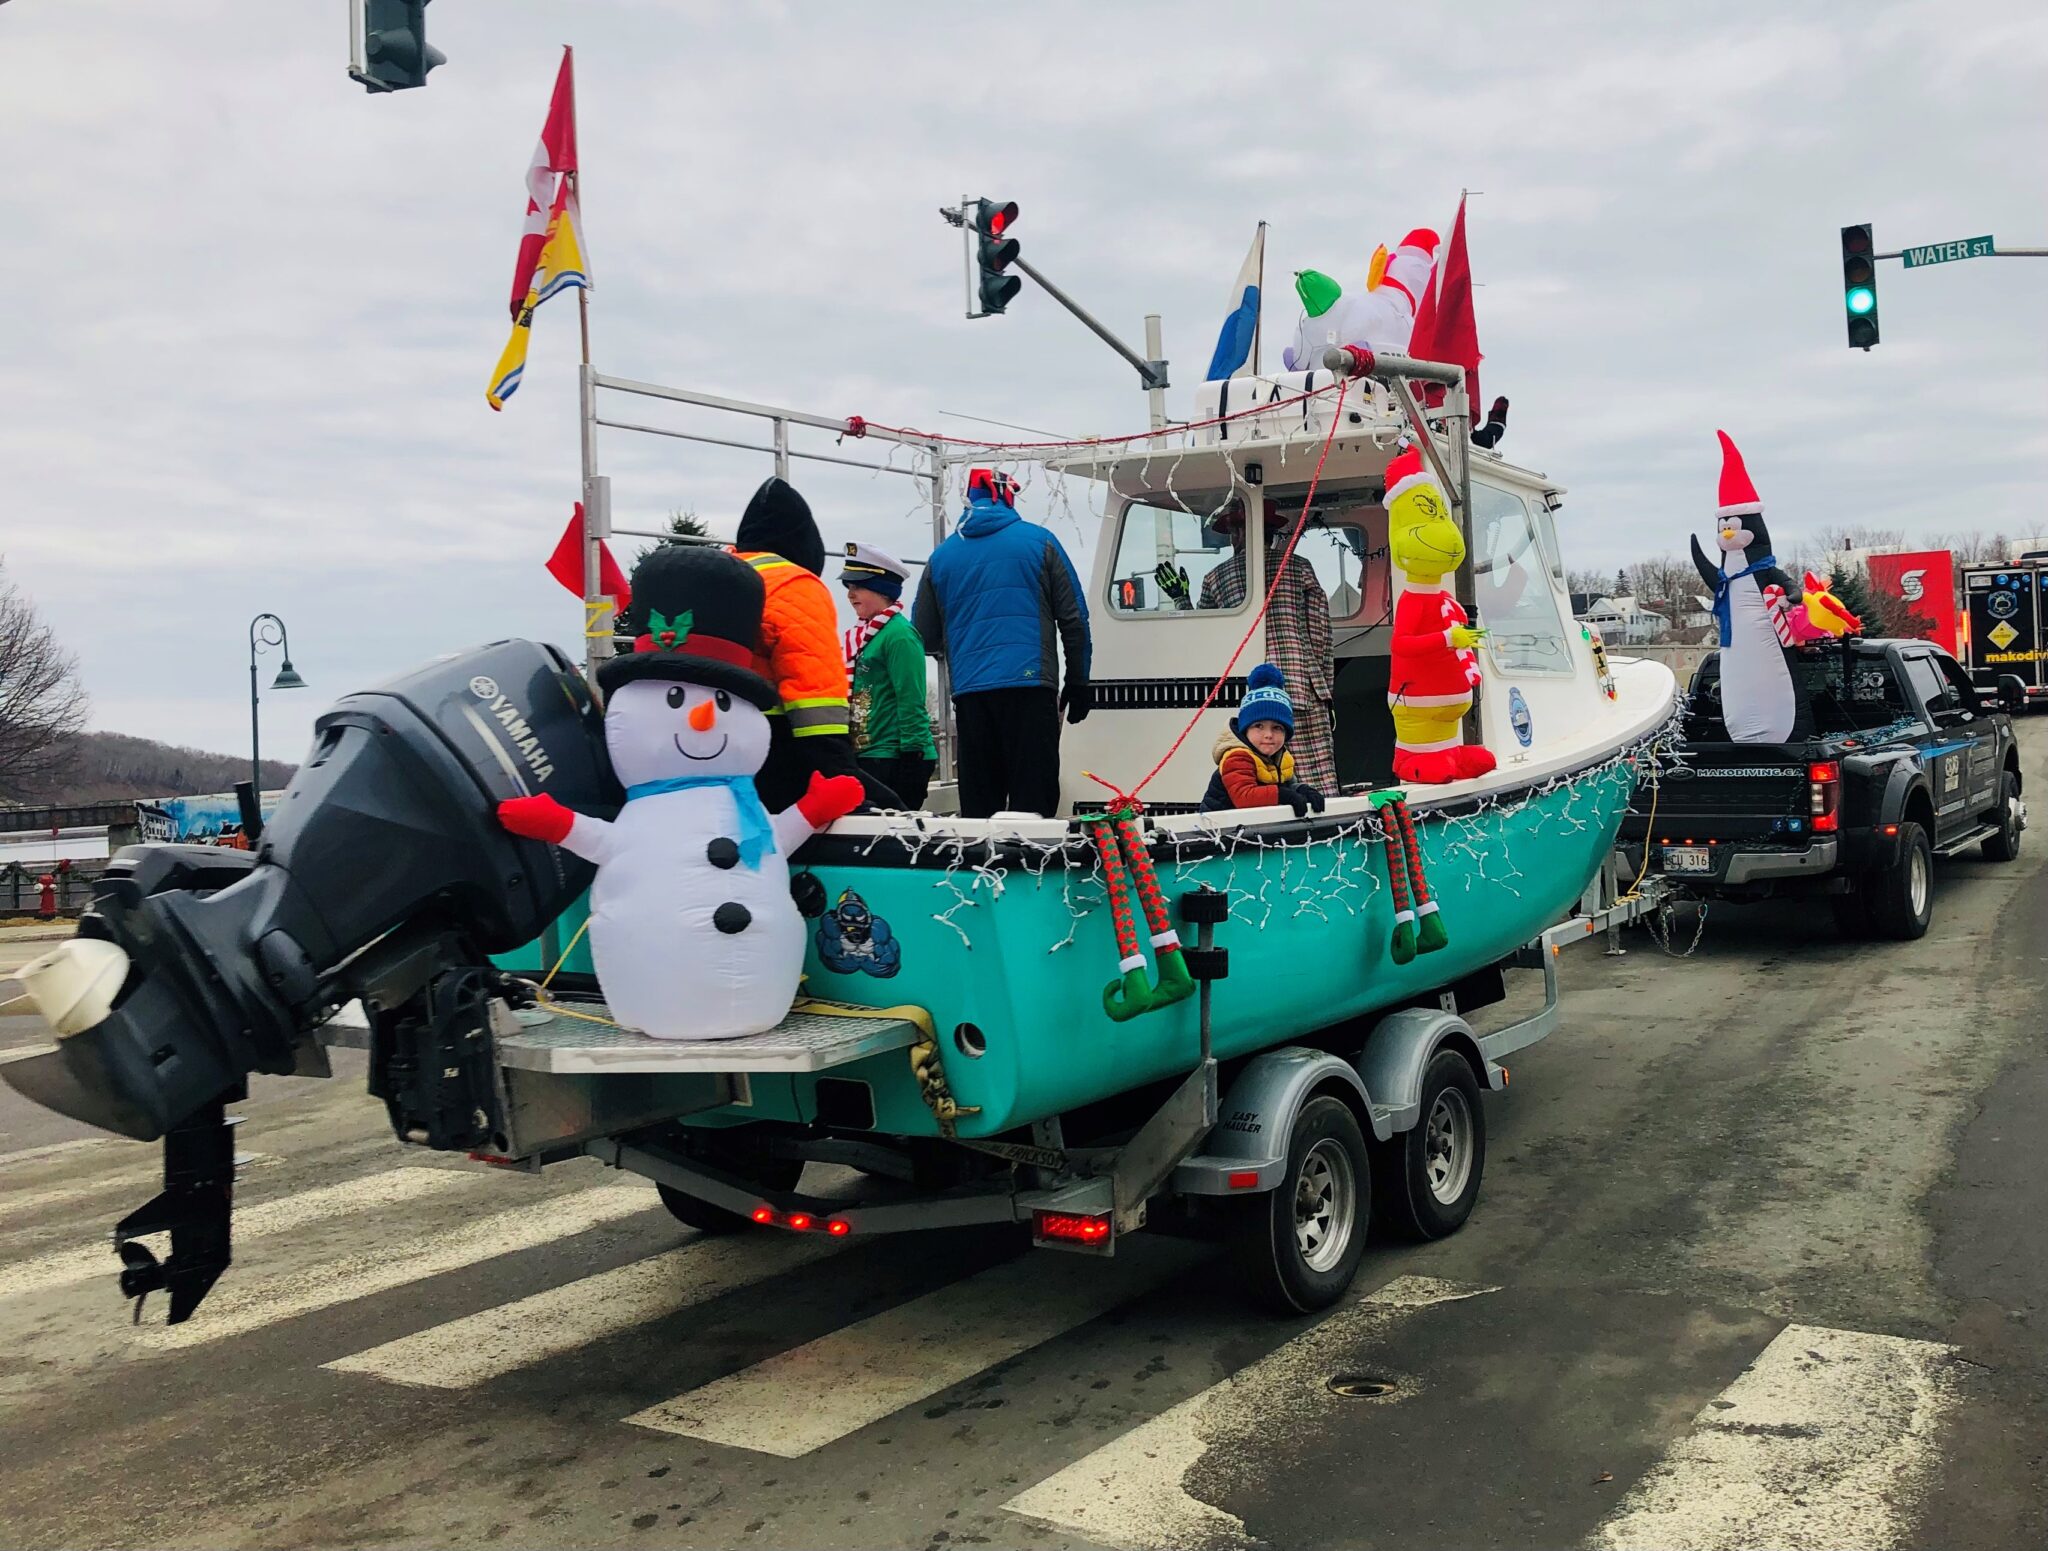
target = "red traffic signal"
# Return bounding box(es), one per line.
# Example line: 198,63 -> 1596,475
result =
975,199 -> 1018,239
974,199 -> 1022,315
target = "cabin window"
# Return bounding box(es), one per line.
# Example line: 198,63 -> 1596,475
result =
1293,500 -> 1390,625
1106,496 -> 1251,616
1471,482 -> 1573,675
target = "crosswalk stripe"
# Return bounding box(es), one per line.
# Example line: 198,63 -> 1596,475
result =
324,1232 -> 844,1389
0,1153 -> 273,1226
622,1247 -> 1187,1457
1590,1322 -> 1963,1551
134,1182 -> 659,1350
0,1165 -> 475,1302
1004,1275 -> 1499,1549
0,1135 -> 116,1170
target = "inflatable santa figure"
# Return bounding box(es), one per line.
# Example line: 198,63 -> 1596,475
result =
1282,229 -> 1439,372
498,546 -> 863,1040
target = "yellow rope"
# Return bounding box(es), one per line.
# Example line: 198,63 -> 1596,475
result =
532,917 -> 616,1026
1617,768 -> 1659,903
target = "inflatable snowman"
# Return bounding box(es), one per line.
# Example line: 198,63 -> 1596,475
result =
1282,228 -> 1439,371
498,545 -> 863,1040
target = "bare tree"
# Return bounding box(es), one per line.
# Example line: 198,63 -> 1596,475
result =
0,559 -> 90,799
1626,554 -> 1703,614
1565,567 -> 1613,600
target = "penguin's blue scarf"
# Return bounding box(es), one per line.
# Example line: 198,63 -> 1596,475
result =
623,775 -> 774,870
1712,555 -> 1776,648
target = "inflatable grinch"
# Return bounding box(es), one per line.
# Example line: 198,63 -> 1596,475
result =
1282,229 -> 1439,372
1384,443 -> 1496,783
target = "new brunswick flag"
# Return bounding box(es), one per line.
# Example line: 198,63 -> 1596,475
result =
487,178 -> 588,409
487,48 -> 588,411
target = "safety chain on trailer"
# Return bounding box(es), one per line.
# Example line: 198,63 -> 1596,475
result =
1645,894 -> 1710,958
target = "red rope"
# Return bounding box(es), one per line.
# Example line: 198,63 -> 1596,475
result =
1119,377 -> 1354,801
849,381 -> 1347,454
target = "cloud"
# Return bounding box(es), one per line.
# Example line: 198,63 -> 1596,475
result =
2,0 -> 2045,763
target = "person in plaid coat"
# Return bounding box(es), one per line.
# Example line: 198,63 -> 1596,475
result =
1158,501 -> 1337,791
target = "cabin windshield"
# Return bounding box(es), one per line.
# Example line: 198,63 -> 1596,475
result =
1472,481 -> 1573,676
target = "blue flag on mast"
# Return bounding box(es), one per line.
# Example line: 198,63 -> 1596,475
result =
1205,224 -> 1265,381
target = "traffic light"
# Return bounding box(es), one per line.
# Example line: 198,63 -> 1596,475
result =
974,199 -> 1022,315
350,0 -> 446,93
1841,223 -> 1879,350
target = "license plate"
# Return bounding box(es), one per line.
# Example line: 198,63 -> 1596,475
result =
1662,846 -> 1713,874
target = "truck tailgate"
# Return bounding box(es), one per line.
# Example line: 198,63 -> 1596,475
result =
1623,749 -> 1817,843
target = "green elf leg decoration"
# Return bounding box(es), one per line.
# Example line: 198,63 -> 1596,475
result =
1393,799 -> 1450,954
1370,792 -> 1418,965
1088,814 -> 1156,1021
1112,808 -> 1194,1011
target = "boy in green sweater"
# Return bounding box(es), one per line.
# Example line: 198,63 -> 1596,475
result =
839,544 -> 937,809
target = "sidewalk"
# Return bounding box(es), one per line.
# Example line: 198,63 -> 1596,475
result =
0,921 -> 78,943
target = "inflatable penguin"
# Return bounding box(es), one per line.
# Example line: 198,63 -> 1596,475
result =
498,546 -> 864,1040
1282,229 -> 1439,372
1689,431 -> 1810,745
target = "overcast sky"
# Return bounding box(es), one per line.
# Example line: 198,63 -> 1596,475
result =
4,1 -> 2046,764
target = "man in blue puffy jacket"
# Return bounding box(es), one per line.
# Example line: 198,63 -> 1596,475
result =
913,469 -> 1092,818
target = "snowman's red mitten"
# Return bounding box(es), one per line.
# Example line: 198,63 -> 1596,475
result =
796,772 -> 864,829
498,794 -> 575,844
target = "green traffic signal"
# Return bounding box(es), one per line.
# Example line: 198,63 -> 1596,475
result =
1840,223 -> 1879,350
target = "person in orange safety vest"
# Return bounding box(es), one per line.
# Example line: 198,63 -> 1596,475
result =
731,477 -> 899,811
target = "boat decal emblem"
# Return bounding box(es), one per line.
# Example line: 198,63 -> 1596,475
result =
1508,686 -> 1534,748
816,888 -> 902,978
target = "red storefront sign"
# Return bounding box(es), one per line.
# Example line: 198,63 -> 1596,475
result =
1866,550 -> 1958,653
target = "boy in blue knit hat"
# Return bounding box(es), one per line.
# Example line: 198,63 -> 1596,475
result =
1200,664 -> 1328,817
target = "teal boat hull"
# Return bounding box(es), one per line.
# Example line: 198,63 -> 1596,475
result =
493,752 -> 1640,1141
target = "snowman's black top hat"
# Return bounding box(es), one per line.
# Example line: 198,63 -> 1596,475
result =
597,545 -> 778,709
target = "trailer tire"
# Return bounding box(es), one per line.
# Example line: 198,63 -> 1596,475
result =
1372,1050 -> 1487,1241
1982,772 -> 2023,862
1868,821 -> 1934,941
1228,1096 -> 1369,1315
656,1154 -> 805,1236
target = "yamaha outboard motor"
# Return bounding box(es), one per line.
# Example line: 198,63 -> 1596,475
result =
3,640 -> 617,1321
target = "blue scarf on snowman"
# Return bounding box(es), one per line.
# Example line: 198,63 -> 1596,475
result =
623,774 -> 775,869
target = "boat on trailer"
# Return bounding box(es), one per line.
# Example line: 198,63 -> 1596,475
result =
6,347 -> 1676,1320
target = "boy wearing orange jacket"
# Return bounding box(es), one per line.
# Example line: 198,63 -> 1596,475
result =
1199,664 -> 1328,817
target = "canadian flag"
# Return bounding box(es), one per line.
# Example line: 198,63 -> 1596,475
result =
509,49 -> 579,319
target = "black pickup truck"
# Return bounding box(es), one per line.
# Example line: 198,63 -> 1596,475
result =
1618,639 -> 2026,939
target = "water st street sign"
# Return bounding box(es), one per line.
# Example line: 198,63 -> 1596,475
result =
1901,236 -> 1995,268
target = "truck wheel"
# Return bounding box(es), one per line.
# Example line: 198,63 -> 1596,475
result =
1982,772 -> 2023,862
1868,821 -> 1934,941
656,1155 -> 804,1235
1372,1050 -> 1487,1240
1228,1096 -> 1370,1315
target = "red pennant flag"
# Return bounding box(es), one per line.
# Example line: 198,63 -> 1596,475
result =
1408,195 -> 1482,425
547,503 -> 630,611
509,49 -> 580,319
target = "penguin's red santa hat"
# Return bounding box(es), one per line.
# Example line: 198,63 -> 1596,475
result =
1715,429 -> 1764,519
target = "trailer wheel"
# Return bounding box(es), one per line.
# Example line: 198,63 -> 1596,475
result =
656,1154 -> 804,1236
1982,772 -> 2023,862
1373,1050 -> 1487,1241
1228,1095 -> 1369,1315
1868,821 -> 1934,941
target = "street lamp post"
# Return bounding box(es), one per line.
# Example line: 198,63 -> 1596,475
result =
248,613 -> 306,831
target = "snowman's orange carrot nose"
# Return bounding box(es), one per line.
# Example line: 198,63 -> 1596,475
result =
688,698 -> 717,732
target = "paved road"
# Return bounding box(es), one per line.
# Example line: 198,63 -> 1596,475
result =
1,725 -> 2042,1551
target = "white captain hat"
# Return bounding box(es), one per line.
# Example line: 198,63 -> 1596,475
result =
838,543 -> 912,598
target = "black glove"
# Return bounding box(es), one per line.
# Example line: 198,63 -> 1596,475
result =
1277,782 -> 1325,818
1059,680 -> 1093,724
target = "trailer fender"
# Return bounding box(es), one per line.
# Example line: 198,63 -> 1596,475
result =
1354,1008 -> 1492,1137
1170,1046 -> 1373,1196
